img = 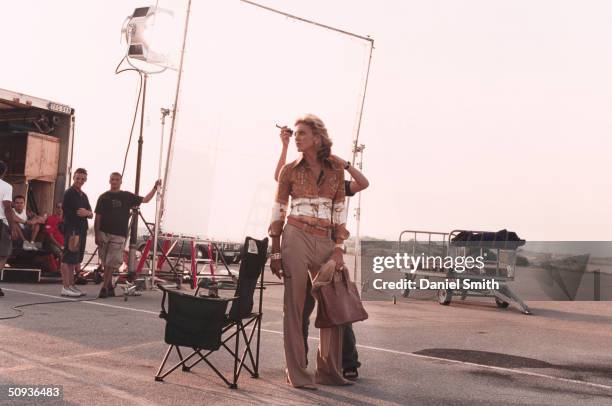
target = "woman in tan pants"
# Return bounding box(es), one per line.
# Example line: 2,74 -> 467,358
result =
274,127 -> 369,381
269,114 -> 351,389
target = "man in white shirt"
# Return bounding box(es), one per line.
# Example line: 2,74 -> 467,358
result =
12,194 -> 46,251
0,161 -> 18,297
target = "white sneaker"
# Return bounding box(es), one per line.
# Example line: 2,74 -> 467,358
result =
22,241 -> 35,251
70,286 -> 85,297
61,287 -> 81,297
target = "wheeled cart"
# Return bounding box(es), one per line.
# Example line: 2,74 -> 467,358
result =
398,229 -> 531,314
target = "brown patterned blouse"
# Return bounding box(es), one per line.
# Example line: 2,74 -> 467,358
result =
268,155 -> 349,244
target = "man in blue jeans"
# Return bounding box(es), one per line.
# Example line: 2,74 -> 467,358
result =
275,126 -> 369,380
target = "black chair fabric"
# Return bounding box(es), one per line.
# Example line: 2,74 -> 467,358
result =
228,237 -> 268,321
164,290 -> 229,350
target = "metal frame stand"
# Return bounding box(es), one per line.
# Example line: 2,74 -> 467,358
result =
352,142 -> 365,282
150,107 -> 171,289
127,72 -> 148,281
239,0 -> 374,285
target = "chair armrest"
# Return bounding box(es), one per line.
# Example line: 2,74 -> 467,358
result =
196,294 -> 239,303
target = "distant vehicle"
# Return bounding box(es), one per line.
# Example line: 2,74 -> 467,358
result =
217,241 -> 242,264
0,88 -> 75,278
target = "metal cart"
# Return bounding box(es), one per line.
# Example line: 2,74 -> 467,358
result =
398,229 -> 531,314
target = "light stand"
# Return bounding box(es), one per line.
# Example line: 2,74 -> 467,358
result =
123,1 -> 193,288
127,73 -> 148,281
353,142 -> 365,282
151,107 -> 171,286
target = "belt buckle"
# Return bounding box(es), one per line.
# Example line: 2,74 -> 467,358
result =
303,223 -> 316,235
311,225 -> 326,236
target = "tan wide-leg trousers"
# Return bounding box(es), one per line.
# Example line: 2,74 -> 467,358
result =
281,224 -> 349,387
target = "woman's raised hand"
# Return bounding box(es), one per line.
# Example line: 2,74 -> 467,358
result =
279,126 -> 292,147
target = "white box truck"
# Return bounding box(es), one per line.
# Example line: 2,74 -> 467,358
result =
0,88 -> 75,278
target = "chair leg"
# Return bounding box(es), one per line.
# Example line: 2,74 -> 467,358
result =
155,345 -> 174,381
222,317 -> 261,379
222,323 -> 256,378
222,344 -> 254,376
175,347 -> 192,372
232,324 -> 240,389
194,349 -> 235,388
184,343 -> 221,370
159,319 -> 261,388
155,346 -> 201,381
238,319 -> 258,377
254,315 -> 262,378
185,324 -> 239,370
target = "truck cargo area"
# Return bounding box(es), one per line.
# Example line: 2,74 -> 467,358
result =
0,88 -> 74,274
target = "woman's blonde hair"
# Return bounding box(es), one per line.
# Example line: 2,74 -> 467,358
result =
294,114 -> 333,161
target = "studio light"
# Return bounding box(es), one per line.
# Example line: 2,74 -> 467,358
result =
123,6 -> 178,67
118,2 -> 192,284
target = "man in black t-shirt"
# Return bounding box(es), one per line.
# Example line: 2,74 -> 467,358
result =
94,172 -> 160,298
61,168 -> 94,298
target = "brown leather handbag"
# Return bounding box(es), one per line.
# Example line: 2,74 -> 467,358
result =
313,267 -> 369,328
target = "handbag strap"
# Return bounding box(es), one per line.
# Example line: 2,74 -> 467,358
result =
341,267 -> 351,287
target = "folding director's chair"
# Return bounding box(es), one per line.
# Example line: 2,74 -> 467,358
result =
154,237 -> 268,389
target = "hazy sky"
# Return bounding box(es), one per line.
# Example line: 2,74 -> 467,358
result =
1,0 -> 610,241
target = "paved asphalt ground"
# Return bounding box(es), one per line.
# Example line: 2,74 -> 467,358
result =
1,268 -> 612,406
